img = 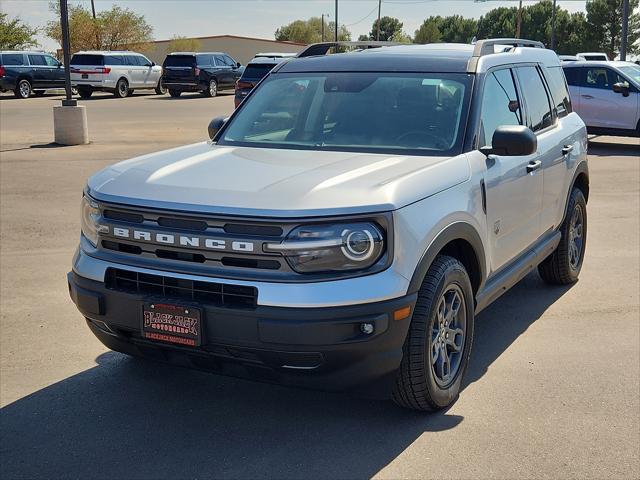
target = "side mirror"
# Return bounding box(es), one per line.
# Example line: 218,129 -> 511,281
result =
480,125 -> 537,157
236,62 -> 241,68
208,116 -> 227,140
613,82 -> 630,97
151,62 -> 156,67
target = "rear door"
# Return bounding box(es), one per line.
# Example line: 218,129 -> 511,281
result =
480,67 -> 544,271
578,66 -> 637,129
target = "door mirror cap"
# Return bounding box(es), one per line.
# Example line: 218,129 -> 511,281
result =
613,82 -> 630,97
208,116 -> 227,140
236,62 -> 241,68
480,125 -> 537,157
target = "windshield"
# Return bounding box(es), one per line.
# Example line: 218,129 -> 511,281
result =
618,65 -> 640,86
219,72 -> 472,156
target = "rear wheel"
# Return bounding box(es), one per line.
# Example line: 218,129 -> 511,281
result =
155,81 -> 167,95
538,187 -> 587,284
393,255 -> 475,411
14,79 -> 32,99
169,89 -> 181,98
114,78 -> 129,98
202,79 -> 217,97
77,86 -> 93,99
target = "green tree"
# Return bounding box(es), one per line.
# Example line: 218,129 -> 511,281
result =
46,3 -> 153,53
476,7 -> 518,39
0,13 -> 38,49
275,17 -> 350,43
586,0 -> 640,58
167,35 -> 201,53
438,15 -> 478,43
368,16 -> 404,41
414,18 -> 442,44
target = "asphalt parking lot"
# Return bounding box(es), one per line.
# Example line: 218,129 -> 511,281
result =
1,92 -> 639,479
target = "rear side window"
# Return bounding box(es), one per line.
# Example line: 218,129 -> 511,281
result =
104,55 -> 124,65
164,55 -> 195,67
242,64 -> 276,81
123,55 -> 139,66
479,68 -> 522,147
1,54 -> 25,65
517,66 -> 554,132
544,66 -> 572,117
28,54 -> 46,66
71,54 -> 104,66
196,54 -> 212,66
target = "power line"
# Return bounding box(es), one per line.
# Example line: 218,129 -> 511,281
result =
344,3 -> 380,27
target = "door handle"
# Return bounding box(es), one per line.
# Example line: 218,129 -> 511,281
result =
562,145 -> 574,155
581,94 -> 594,99
526,160 -> 542,173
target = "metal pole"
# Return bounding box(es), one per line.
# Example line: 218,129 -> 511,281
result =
334,0 -> 338,43
620,0 -> 630,61
515,0 -> 522,39
322,14 -> 325,42
550,0 -> 557,50
59,0 -> 76,106
90,0 -> 96,18
376,0 -> 382,41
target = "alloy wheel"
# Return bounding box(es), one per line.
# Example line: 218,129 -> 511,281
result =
430,284 -> 466,388
209,80 -> 217,97
568,203 -> 584,270
19,80 -> 31,98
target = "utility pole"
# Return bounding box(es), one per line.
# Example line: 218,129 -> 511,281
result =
550,0 -> 557,50
60,0 -> 74,105
620,0 -> 630,61
322,13 -> 325,42
90,0 -> 96,18
334,0 -> 339,43
515,0 -> 523,39
376,0 -> 382,41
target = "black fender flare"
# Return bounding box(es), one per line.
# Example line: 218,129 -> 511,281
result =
561,160 -> 589,224
407,222 -> 486,295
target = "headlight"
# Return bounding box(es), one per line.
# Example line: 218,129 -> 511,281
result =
265,222 -> 385,273
81,195 -> 100,247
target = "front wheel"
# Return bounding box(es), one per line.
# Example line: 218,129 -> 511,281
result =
538,188 -> 587,284
14,79 -> 32,99
202,79 -> 217,97
393,255 -> 475,411
155,81 -> 167,95
114,78 -> 129,98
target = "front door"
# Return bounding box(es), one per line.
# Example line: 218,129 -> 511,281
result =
479,68 -> 544,272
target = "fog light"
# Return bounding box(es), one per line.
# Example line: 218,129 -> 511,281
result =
360,322 -> 374,335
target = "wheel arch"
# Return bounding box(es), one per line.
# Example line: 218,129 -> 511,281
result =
407,222 -> 486,299
562,161 -> 589,224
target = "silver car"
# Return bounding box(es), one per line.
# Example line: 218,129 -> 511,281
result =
70,50 -> 165,98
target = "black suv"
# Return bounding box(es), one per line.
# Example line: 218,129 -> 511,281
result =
162,52 -> 244,97
0,50 -> 65,98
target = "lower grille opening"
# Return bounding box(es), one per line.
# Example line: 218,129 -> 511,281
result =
156,249 -> 206,263
105,268 -> 258,309
102,240 -> 142,255
221,257 -> 280,270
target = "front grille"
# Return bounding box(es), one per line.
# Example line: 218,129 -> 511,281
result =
105,268 -> 258,309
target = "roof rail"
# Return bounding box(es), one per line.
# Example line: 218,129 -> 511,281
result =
467,38 -> 546,72
297,41 -> 401,58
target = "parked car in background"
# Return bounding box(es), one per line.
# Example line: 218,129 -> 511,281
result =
576,52 -> 609,61
0,50 -> 65,98
162,52 -> 243,98
234,54 -> 294,107
70,51 -> 165,99
558,55 -> 579,63
563,61 -> 640,137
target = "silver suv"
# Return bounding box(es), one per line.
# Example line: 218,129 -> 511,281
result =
68,39 -> 589,411
70,50 -> 165,98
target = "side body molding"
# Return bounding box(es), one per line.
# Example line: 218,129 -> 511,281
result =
407,222 -> 486,296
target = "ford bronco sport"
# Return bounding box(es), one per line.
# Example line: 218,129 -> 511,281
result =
68,39 -> 589,411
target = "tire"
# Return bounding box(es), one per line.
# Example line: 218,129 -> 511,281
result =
538,187 -> 587,284
33,90 -> 45,97
114,78 -> 129,98
14,79 -> 32,99
155,81 -> 167,95
77,87 -> 93,99
169,89 -> 181,98
202,79 -> 217,97
393,255 -> 475,412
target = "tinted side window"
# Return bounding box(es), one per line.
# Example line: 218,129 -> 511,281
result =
517,66 -> 554,132
138,56 -> 152,66
44,55 -> 60,67
214,55 -> 226,67
544,66 -> 572,117
479,69 -> 522,147
224,55 -> 237,66
196,54 -> 212,66
123,55 -> 139,66
70,54 -> 104,66
28,54 -> 46,66
1,54 -> 25,65
563,67 -> 580,86
104,55 -> 124,66
584,67 -> 612,89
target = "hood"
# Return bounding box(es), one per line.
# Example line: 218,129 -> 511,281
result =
87,142 -> 470,217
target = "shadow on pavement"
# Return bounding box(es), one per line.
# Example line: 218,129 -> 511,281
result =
588,138 -> 639,157
0,272 -> 570,479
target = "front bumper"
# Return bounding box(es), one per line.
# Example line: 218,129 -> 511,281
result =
68,270 -> 416,395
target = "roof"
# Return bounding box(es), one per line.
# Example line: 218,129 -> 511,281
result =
247,56 -> 289,66
74,50 -> 144,55
167,51 -> 225,56
255,52 -> 297,58
1,50 -> 49,54
152,34 -> 306,47
278,42 -> 560,74
563,60 -> 637,68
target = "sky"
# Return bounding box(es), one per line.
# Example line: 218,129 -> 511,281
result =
2,0 -> 589,52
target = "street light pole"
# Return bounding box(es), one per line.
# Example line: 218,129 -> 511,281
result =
59,0 -> 75,106
550,0 -> 557,50
515,0 -> 523,39
620,0 -> 630,61
334,0 -> 338,43
322,13 -> 325,42
90,0 -> 96,18
376,0 -> 382,41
